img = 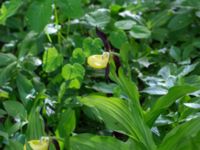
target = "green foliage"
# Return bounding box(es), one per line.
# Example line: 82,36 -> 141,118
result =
61,63 -> 85,89
145,85 -> 199,126
0,0 -> 22,25
57,0 -> 84,19
16,73 -> 34,104
109,30 -> 128,49
129,25 -> 151,39
158,118 -> 200,150
0,0 -> 200,149
83,37 -> 103,56
26,0 -> 52,32
3,100 -> 27,120
70,134 -> 133,150
80,95 -> 156,150
43,47 -> 63,73
26,107 -> 46,140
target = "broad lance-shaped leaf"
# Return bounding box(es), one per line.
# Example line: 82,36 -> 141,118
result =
109,66 -> 143,117
0,53 -> 17,67
0,61 -> 17,86
56,108 -> 76,149
129,25 -> 151,39
145,85 -> 199,126
70,134 -> 133,150
3,100 -> 27,120
80,95 -> 156,150
26,0 -> 52,32
158,117 -> 200,150
26,107 -> 46,140
16,73 -> 34,105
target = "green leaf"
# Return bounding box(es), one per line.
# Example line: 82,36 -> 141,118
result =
109,67 -> 142,117
109,30 -> 128,49
145,85 -> 199,126
26,107 -> 45,140
6,122 -> 21,135
57,0 -> 84,19
43,47 -> 63,73
168,12 -> 193,31
177,63 -> 198,77
62,63 -> 85,81
151,28 -> 168,41
0,89 -> 9,99
80,95 -> 156,150
91,82 -> 118,94
142,86 -> 168,95
114,20 -> 136,30
56,108 -> 76,149
129,25 -> 151,39
181,0 -> 200,7
0,130 -> 9,141
0,53 -> 17,67
0,61 -> 17,86
16,73 -> 34,105
56,108 -> 76,137
84,8 -> 111,28
0,0 -> 22,25
149,10 -> 172,28
183,103 -> 200,109
70,134 -> 133,150
4,140 -> 23,150
0,109 -> 6,117
26,0 -> 52,32
62,63 -> 85,89
69,78 -> 81,89
83,37 -> 103,56
158,117 -> 200,150
3,100 -> 27,120
169,46 -> 181,62
120,42 -> 131,65
70,48 -> 86,64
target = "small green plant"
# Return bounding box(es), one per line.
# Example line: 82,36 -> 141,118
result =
0,0 -> 200,150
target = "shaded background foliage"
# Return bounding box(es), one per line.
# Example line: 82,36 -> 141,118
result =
0,0 -> 200,149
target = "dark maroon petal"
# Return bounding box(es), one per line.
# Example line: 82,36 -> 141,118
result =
96,27 -> 121,77
96,27 -> 111,51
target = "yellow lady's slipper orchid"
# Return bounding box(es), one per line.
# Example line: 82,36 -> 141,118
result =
87,52 -> 110,69
24,137 -> 49,150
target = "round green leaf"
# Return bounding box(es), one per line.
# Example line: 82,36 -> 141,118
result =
43,47 -> 63,73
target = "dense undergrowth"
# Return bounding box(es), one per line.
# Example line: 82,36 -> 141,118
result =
0,0 -> 200,149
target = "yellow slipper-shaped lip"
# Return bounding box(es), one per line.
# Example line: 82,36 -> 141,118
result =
24,139 -> 49,150
87,52 -> 109,69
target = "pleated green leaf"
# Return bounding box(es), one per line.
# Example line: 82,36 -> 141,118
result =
80,95 -> 156,150
70,134 -> 135,150
158,117 -> 200,150
26,107 -> 45,140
